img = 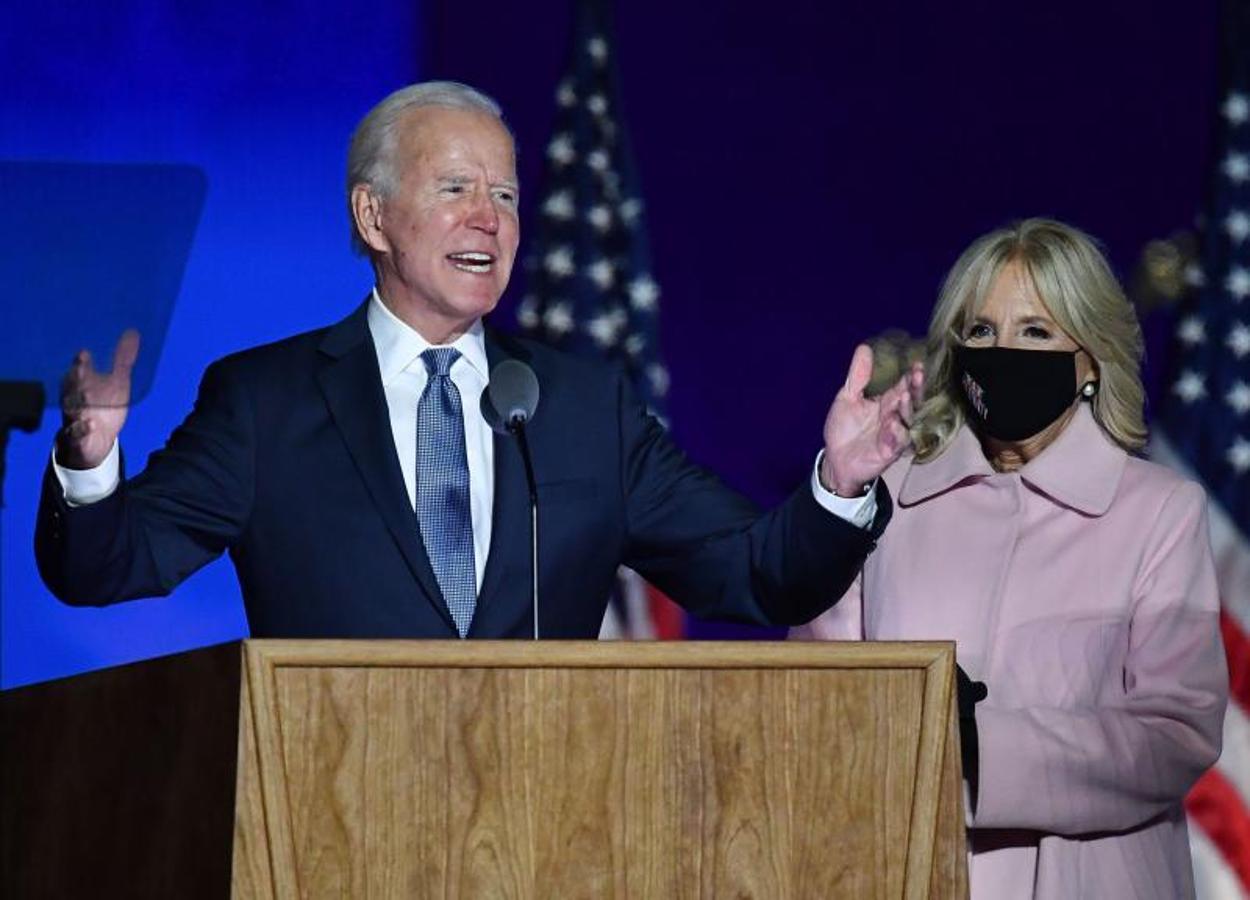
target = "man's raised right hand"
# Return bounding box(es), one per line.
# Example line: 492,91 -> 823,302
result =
56,330 -> 140,470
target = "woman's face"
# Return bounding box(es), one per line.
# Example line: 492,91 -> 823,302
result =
961,260 -> 1098,386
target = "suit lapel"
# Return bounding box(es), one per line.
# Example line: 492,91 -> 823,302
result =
473,330 -> 535,630
316,302 -> 457,633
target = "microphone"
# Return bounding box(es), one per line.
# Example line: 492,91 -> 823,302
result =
485,360 -> 540,430
481,360 -> 541,638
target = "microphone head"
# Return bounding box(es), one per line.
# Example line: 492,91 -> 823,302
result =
483,359 -> 540,433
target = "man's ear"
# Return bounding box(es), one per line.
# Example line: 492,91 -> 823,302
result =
350,184 -> 388,255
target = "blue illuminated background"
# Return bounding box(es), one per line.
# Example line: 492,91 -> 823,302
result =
1,2 -> 1220,686
1,2 -> 419,686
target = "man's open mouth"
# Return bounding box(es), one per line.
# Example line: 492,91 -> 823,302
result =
447,252 -> 495,273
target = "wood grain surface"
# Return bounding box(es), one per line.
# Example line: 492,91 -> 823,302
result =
234,641 -> 964,899
231,668 -> 276,899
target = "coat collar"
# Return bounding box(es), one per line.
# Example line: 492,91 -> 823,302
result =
898,403 -> 1127,516
470,326 -> 537,634
316,299 -> 457,632
315,302 -> 540,636
317,297 -> 372,359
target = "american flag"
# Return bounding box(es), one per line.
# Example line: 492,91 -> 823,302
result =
517,0 -> 682,639
1155,9 -> 1250,896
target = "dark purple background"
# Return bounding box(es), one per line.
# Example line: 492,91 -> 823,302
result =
425,2 -> 1221,635
0,2 -> 1224,684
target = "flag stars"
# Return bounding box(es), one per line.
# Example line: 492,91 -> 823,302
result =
587,148 -> 611,172
1173,370 -> 1207,404
1177,316 -> 1206,346
544,246 -> 575,277
547,134 -> 575,166
1227,210 -> 1250,244
1228,322 -> 1250,358
587,308 -> 627,347
1223,92 -> 1249,126
1228,436 -> 1250,474
1227,381 -> 1250,416
517,296 -> 539,329
587,258 -> 615,289
619,198 -> 643,225
543,190 -> 575,221
587,320 -> 617,347
543,302 -> 574,337
587,204 -> 614,232
1227,266 -> 1250,301
1225,152 -> 1250,184
1184,263 -> 1206,289
629,275 -> 660,311
523,30 -> 669,417
646,363 -> 671,397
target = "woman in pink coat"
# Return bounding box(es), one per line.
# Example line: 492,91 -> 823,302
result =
796,219 -> 1227,899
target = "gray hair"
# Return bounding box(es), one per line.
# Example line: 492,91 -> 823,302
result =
912,218 -> 1147,461
346,81 -> 507,254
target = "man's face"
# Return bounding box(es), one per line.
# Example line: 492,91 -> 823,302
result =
368,106 -> 519,338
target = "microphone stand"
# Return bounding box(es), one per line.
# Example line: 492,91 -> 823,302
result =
507,415 -> 539,639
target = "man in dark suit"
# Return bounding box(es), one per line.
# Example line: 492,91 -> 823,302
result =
37,82 -> 921,639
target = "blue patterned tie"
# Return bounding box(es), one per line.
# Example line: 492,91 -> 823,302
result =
416,348 -> 476,637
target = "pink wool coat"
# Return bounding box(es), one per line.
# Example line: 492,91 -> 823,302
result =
795,405 -> 1227,899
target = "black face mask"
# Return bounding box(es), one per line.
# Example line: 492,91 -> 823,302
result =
952,346 -> 1081,441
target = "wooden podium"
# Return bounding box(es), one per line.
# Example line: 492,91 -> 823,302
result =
3,641 -> 967,898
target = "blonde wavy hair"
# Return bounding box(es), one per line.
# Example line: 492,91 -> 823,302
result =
911,218 -> 1147,461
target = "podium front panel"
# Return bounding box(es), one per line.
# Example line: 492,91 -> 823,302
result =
234,641 -> 965,899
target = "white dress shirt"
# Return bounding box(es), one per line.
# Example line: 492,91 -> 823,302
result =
54,289 -> 877,595
367,290 -> 493,591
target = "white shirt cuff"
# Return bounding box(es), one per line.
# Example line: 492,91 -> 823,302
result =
810,450 -> 877,530
53,440 -> 121,506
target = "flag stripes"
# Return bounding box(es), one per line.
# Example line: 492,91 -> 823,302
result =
1156,434 -> 1250,897
1188,767 -> 1250,894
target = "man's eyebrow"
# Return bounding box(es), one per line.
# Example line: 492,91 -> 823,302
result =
434,174 -> 518,191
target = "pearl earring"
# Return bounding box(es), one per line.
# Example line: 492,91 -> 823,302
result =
1081,381 -> 1098,399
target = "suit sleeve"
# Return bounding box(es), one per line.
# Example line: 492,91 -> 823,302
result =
35,359 -> 256,605
614,372 -> 889,627
788,573 -> 865,640
970,480 -> 1227,835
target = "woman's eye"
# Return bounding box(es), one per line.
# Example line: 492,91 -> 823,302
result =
1024,326 -> 1051,339
966,323 -> 993,339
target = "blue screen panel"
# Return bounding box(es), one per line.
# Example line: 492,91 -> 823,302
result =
1,2 -> 421,688
0,162 -> 206,402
